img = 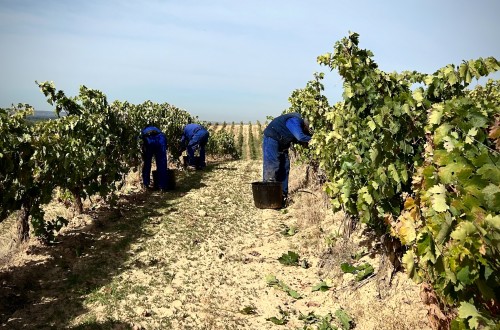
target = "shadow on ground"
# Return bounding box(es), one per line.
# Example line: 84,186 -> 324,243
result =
0,162 -> 230,329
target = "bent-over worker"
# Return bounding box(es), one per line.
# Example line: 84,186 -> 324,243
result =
181,123 -> 210,170
262,112 -> 312,206
140,124 -> 168,191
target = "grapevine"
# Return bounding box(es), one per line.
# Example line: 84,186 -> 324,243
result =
1,82 -> 197,242
248,121 -> 257,160
206,129 -> 241,160
288,32 -> 499,327
238,121 -> 244,159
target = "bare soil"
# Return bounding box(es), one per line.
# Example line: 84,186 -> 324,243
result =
0,160 -> 431,329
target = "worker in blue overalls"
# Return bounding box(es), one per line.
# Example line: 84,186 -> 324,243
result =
262,113 -> 312,206
140,124 -> 168,191
181,123 -> 210,169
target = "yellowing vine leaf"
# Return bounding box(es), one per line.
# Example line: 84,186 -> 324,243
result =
402,250 -> 416,279
433,123 -> 452,145
344,85 -> 354,98
428,184 -> 449,212
424,75 -> 435,85
397,211 -> 417,245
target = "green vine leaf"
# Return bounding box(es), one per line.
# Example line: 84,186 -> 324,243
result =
335,308 -> 354,330
278,251 -> 300,266
266,316 -> 287,325
312,281 -> 332,292
240,306 -> 257,315
450,222 -> 477,241
429,104 -> 444,125
340,262 -> 357,274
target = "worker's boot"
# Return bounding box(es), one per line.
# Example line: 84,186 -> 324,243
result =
282,193 -> 288,208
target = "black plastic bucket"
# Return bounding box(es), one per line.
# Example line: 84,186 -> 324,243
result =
251,181 -> 283,209
152,169 -> 176,191
165,169 -> 176,190
183,156 -> 201,167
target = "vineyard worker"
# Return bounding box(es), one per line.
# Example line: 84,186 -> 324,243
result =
181,123 -> 210,170
140,124 -> 168,191
262,112 -> 312,205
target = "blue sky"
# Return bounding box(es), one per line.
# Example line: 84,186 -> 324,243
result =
1,0 -> 499,122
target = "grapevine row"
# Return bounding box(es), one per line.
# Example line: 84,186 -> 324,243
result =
0,82 -> 237,243
288,32 -> 499,328
237,121 -> 244,158
247,121 -> 258,160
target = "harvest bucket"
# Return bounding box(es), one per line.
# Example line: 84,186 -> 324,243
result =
165,169 -> 176,190
251,181 -> 283,209
183,156 -> 201,167
152,169 -> 176,191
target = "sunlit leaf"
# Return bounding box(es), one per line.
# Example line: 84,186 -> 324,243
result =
413,88 -> 424,103
450,222 -> 477,241
458,302 -> 479,319
428,184 -> 449,212
397,212 -> 417,245
402,250 -> 415,277
484,214 -> 500,230
429,104 -> 444,125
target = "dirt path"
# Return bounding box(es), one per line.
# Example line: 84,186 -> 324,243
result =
0,160 -> 430,329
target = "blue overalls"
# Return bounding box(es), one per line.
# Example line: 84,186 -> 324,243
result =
140,126 -> 168,190
262,113 -> 311,198
181,123 -> 210,169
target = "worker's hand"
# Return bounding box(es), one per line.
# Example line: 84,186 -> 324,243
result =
191,144 -> 200,152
